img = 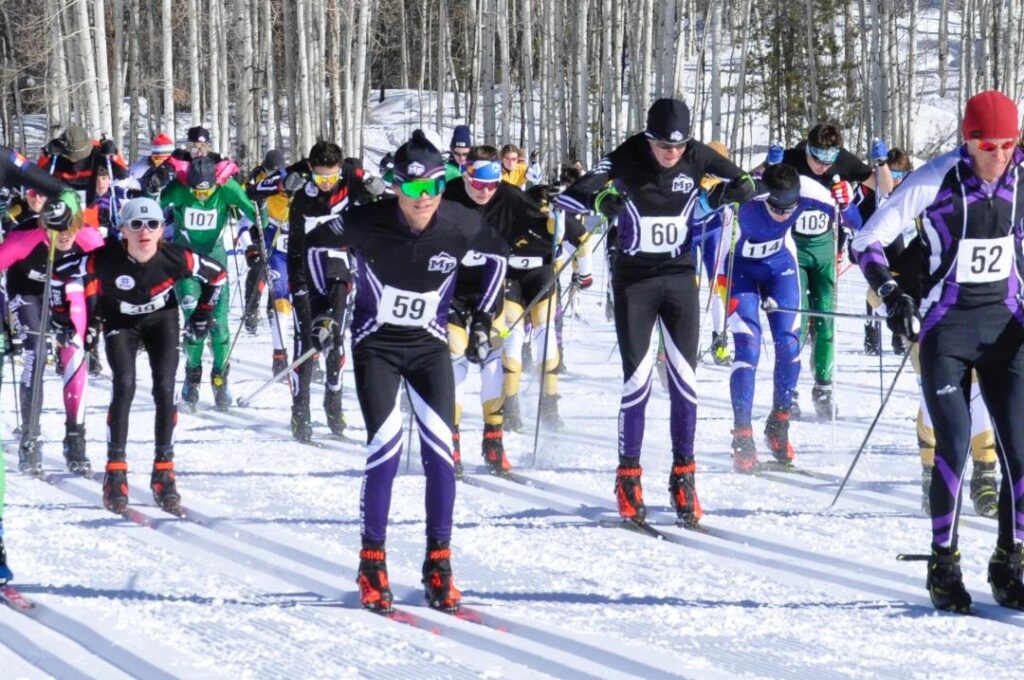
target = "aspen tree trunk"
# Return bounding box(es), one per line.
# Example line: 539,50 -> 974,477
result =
209,0 -> 222,144
521,0 -> 535,153
601,0 -> 614,150
612,0 -> 625,146
127,0 -> 141,158
295,0 -> 313,155
436,0 -> 446,133
188,0 -> 202,128
710,1 -> 722,138
111,0 -> 125,147
481,0 -> 496,143
497,0 -> 512,143
857,0 -> 872,142
217,0 -> 231,152
93,0 -> 113,134
236,0 -> 255,163
729,0 -> 752,153
145,4 -> 157,137
906,0 -> 916,152
264,0 -> 279,150
398,0 -> 410,90
75,0 -> 102,133
639,0 -> 654,120
161,0 -> 174,138
938,0 -> 948,97
803,0 -> 818,124
328,0 -> 343,143
352,0 -> 373,155
48,0 -> 71,134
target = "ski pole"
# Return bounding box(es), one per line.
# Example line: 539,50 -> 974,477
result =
830,174 -> 842,465
104,149 -> 119,229
20,230 -> 59,470
529,208 -> 565,468
829,350 -> 912,508
236,346 -> 317,408
760,299 -> 877,321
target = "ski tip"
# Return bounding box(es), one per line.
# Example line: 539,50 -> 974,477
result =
896,553 -> 931,562
236,398 -> 249,408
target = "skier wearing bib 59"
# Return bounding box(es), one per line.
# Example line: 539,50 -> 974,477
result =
557,97 -> 764,529
853,90 -> 1024,613
310,131 -> 506,614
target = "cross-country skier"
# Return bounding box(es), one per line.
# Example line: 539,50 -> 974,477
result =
853,90 -> 1024,613
309,130 -> 506,614
55,197 -> 225,514
557,97 -> 763,528
38,125 -> 130,206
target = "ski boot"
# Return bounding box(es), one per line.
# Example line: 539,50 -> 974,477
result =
614,464 -> 646,523
502,395 -> 523,433
711,331 -> 732,366
891,332 -> 908,356
17,435 -> 42,475
0,522 -> 12,584
181,364 -> 201,412
357,544 -> 394,615
482,423 -> 511,477
731,426 -> 759,473
88,345 -> 103,377
539,394 -> 564,430
789,390 -> 802,420
863,322 -> 880,356
210,367 -> 232,412
927,546 -> 972,613
811,382 -> 836,420
63,423 -> 91,475
921,466 -> 932,515
272,350 -> 289,379
422,540 -> 461,613
243,310 -> 260,335
970,461 -> 998,519
655,351 -> 668,389
291,404 -> 313,443
451,426 -> 464,480
988,543 -> 1024,610
669,461 -> 702,528
102,461 -> 130,514
764,407 -> 795,465
151,460 -> 182,514
324,388 -> 346,436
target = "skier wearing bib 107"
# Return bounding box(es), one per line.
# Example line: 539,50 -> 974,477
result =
160,157 -> 256,411
557,97 -> 765,529
728,164 -> 861,473
309,130 -> 506,615
853,90 -> 1024,613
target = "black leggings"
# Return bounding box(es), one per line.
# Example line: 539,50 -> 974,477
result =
104,309 -> 180,461
291,284 -> 347,414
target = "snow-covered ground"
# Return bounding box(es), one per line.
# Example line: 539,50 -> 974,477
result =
4,243 -> 1024,679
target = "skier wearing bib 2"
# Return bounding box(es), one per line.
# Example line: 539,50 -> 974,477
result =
310,131 -> 506,614
853,90 -> 1024,613
557,98 -> 763,528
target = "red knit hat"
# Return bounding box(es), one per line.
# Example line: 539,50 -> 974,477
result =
962,90 -> 1021,140
151,132 -> 174,155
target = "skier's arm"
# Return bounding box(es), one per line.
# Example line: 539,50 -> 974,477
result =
180,249 -> 227,309
471,226 -> 508,317
0,228 -> 45,271
555,158 -> 612,215
222,179 -> 257,222
1,147 -> 77,208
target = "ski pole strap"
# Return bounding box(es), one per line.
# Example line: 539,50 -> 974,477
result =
594,183 -> 620,216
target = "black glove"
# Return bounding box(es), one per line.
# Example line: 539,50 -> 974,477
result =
146,164 -> 175,194
465,312 -> 492,364
42,200 -> 74,231
84,322 -> 100,352
571,272 -> 594,290
186,307 -> 214,340
284,172 -> 307,194
880,283 -> 919,341
364,175 -> 386,197
245,245 -> 262,268
50,309 -> 76,346
99,138 -> 117,156
310,314 -> 338,352
721,173 -> 769,204
595,186 -> 627,222
42,139 -> 66,157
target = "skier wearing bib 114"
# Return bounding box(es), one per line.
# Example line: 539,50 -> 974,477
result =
728,164 -> 861,473
160,157 -> 256,411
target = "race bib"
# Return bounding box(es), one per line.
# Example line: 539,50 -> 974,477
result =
119,295 -> 168,316
956,235 -> 1014,284
378,286 -> 440,327
274,233 -> 289,253
793,209 -> 830,236
740,236 -> 785,259
508,255 -> 543,269
461,250 -> 486,267
637,216 -> 687,254
184,207 -> 218,231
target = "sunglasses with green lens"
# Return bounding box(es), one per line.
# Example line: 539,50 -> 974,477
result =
399,177 -> 446,198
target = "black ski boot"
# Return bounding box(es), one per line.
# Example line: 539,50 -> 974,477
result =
863,321 -> 880,355
921,466 -> 932,515
291,404 -> 313,443
210,367 -> 232,412
0,521 -> 12,584
669,461 -> 702,528
181,365 -> 201,412
988,543 -> 1024,610
539,394 -> 564,430
102,460 -> 130,514
811,382 -> 836,420
63,423 -> 91,475
422,539 -> 461,612
891,331 -> 908,356
482,423 -> 511,476
272,350 -> 289,379
970,461 -> 998,519
18,435 -> 41,475
451,426 -> 464,480
502,395 -> 523,433
614,464 -> 646,522
731,426 -> 760,474
711,331 -> 732,366
789,390 -> 802,419
324,388 -> 346,436
764,407 -> 795,464
151,459 -> 182,514
243,310 -> 259,335
927,546 -> 972,613
88,345 -> 103,377
357,543 -> 393,614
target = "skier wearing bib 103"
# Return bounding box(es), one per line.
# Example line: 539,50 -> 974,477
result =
160,157 -> 256,411
727,164 -> 861,473
309,130 -> 507,615
556,97 -> 764,529
853,90 -> 1024,614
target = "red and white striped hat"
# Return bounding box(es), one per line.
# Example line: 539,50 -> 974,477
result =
151,133 -> 174,155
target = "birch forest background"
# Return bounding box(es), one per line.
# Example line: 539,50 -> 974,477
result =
0,0 -> 1022,172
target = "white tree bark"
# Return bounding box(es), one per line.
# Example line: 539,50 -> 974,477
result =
161,0 -> 175,139
295,0 -> 313,155
92,0 -> 113,135
710,1 -> 722,138
111,0 -> 125,147
352,0 -> 373,154
75,0 -> 102,133
481,0 -> 496,142
264,0 -> 279,149
127,0 -> 141,158
236,0 -> 255,163
188,0 -> 202,128
209,0 -> 222,145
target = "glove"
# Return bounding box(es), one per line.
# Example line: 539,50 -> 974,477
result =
831,179 -> 853,208
722,173 -> 768,204
99,138 -> 117,156
766,143 -> 784,165
50,309 -> 76,346
870,138 -> 889,165
245,245 -> 262,268
42,200 -> 74,231
284,172 -> 307,194
84,323 -> 100,352
465,312 -> 492,364
595,185 -> 626,221
310,314 -> 338,352
42,139 -> 66,157
146,163 -> 175,194
571,272 -> 593,290
186,307 -> 214,341
364,175 -> 386,197
881,283 -> 919,341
